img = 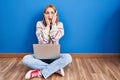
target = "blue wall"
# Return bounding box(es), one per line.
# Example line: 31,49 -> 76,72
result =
0,0 -> 120,53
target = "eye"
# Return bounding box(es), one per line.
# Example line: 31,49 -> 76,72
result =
51,12 -> 54,14
46,12 -> 49,14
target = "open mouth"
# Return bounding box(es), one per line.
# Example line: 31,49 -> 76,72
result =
48,18 -> 52,20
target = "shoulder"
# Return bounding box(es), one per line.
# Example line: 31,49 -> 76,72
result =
57,22 -> 64,28
57,22 -> 63,27
58,22 -> 63,25
36,21 -> 45,27
36,21 -> 43,25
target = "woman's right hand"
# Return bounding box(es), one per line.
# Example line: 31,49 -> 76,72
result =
44,13 -> 50,26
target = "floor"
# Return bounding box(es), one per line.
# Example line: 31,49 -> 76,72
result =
0,57 -> 120,80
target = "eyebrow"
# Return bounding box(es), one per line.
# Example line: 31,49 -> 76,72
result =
46,11 -> 54,12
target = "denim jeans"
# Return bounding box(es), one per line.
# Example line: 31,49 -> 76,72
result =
22,53 -> 72,79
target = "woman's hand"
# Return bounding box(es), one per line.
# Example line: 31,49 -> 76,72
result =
52,11 -> 57,24
44,13 -> 50,26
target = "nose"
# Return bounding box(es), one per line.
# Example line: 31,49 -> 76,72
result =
48,13 -> 52,18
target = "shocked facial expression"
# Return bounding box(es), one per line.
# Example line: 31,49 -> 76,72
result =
45,7 -> 55,23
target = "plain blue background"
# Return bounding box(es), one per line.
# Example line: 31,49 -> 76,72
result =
0,0 -> 120,53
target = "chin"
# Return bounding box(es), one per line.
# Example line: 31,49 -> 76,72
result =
49,21 -> 52,24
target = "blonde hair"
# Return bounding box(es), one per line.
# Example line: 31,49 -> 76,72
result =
43,4 -> 59,26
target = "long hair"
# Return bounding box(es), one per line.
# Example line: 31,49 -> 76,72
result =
43,5 -> 59,26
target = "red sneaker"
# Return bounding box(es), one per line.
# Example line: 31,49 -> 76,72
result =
25,70 -> 41,79
56,68 -> 65,76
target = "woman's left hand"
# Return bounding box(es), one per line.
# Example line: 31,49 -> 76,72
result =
52,11 -> 57,24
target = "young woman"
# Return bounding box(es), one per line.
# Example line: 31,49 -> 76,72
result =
22,4 -> 72,79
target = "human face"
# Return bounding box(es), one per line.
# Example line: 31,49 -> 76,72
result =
45,7 -> 55,23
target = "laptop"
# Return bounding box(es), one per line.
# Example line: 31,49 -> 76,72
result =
33,44 -> 60,59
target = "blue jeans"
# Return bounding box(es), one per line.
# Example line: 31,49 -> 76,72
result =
22,53 -> 72,79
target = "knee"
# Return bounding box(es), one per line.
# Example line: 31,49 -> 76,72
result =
22,55 -> 32,65
66,54 -> 72,63
62,54 -> 72,63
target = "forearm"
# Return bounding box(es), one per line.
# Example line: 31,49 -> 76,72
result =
36,22 -> 50,43
50,23 -> 64,41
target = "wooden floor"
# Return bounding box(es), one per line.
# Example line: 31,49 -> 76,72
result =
0,58 -> 120,80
